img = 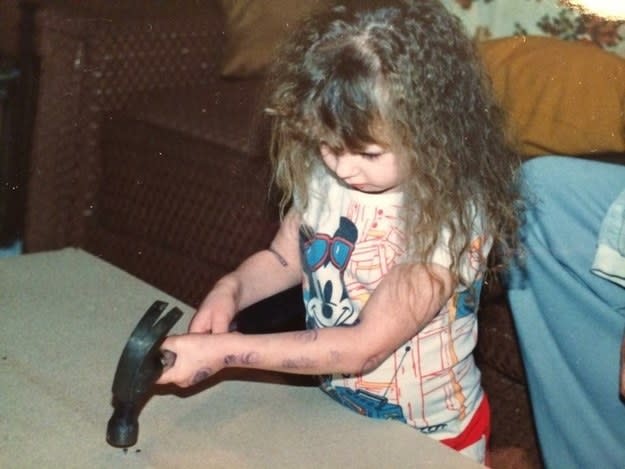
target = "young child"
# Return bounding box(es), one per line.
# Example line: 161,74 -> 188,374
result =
157,0 -> 521,463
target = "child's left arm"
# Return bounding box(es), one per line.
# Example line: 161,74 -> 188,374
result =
157,263 -> 454,388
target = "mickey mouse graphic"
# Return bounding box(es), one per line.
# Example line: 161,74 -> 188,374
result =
300,215 -> 408,423
300,216 -> 359,329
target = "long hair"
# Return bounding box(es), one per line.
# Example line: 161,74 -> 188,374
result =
265,0 -> 522,283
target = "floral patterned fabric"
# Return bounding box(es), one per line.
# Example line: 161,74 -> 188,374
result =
441,0 -> 625,58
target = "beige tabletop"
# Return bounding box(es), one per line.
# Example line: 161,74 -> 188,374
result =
1,248 -> 483,468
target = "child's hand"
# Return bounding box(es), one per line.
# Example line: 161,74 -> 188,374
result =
188,278 -> 240,334
157,333 -> 226,388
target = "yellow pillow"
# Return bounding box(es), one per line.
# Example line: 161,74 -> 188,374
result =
218,0 -> 332,78
479,36 -> 625,157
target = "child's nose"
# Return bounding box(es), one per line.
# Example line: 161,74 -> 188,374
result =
334,155 -> 356,179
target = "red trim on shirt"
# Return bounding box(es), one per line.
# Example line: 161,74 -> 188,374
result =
440,394 -> 491,453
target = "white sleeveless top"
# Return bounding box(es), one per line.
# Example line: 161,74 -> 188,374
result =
299,165 -> 492,440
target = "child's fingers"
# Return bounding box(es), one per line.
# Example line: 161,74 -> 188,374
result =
156,334 -> 221,387
160,348 -> 177,370
156,338 -> 178,385
210,314 -> 231,334
187,310 -> 212,333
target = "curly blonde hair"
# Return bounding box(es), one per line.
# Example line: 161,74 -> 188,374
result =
264,0 -> 522,283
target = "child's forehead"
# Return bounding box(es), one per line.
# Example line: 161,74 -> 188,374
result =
305,95 -> 391,148
312,122 -> 389,150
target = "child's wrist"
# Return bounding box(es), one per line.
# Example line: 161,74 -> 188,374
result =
214,275 -> 242,306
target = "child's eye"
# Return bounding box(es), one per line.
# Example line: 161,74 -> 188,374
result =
357,144 -> 386,160
359,151 -> 382,160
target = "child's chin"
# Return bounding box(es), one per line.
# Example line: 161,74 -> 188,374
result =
353,185 -> 399,194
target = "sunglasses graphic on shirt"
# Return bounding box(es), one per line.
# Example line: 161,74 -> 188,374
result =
303,233 -> 355,271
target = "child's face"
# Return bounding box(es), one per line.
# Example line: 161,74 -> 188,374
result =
319,142 -> 403,194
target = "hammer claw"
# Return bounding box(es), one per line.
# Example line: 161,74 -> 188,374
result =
107,300 -> 183,448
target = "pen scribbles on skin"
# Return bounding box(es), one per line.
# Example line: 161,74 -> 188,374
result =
223,351 -> 260,366
160,349 -> 212,385
268,246 -> 289,267
329,350 -> 341,363
191,368 -> 214,385
282,356 -> 317,369
160,349 -> 177,369
294,329 -> 318,342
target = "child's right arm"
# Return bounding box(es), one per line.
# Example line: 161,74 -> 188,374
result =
188,209 -> 303,334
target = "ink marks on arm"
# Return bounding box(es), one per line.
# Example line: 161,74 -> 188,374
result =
268,246 -> 289,267
223,351 -> 260,367
283,330 -> 320,369
328,350 -> 341,364
294,329 -> 318,343
160,349 -> 177,370
191,368 -> 214,386
282,356 -> 317,370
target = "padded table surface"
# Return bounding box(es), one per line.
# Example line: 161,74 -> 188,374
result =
1,248 -> 482,468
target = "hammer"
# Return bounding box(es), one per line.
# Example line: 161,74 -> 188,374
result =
106,301 -> 183,448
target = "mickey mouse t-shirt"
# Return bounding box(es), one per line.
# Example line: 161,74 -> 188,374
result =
299,165 -> 491,442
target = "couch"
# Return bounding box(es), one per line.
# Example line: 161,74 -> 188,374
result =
22,1 -> 625,468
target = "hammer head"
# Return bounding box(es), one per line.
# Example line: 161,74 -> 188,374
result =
106,301 -> 183,447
